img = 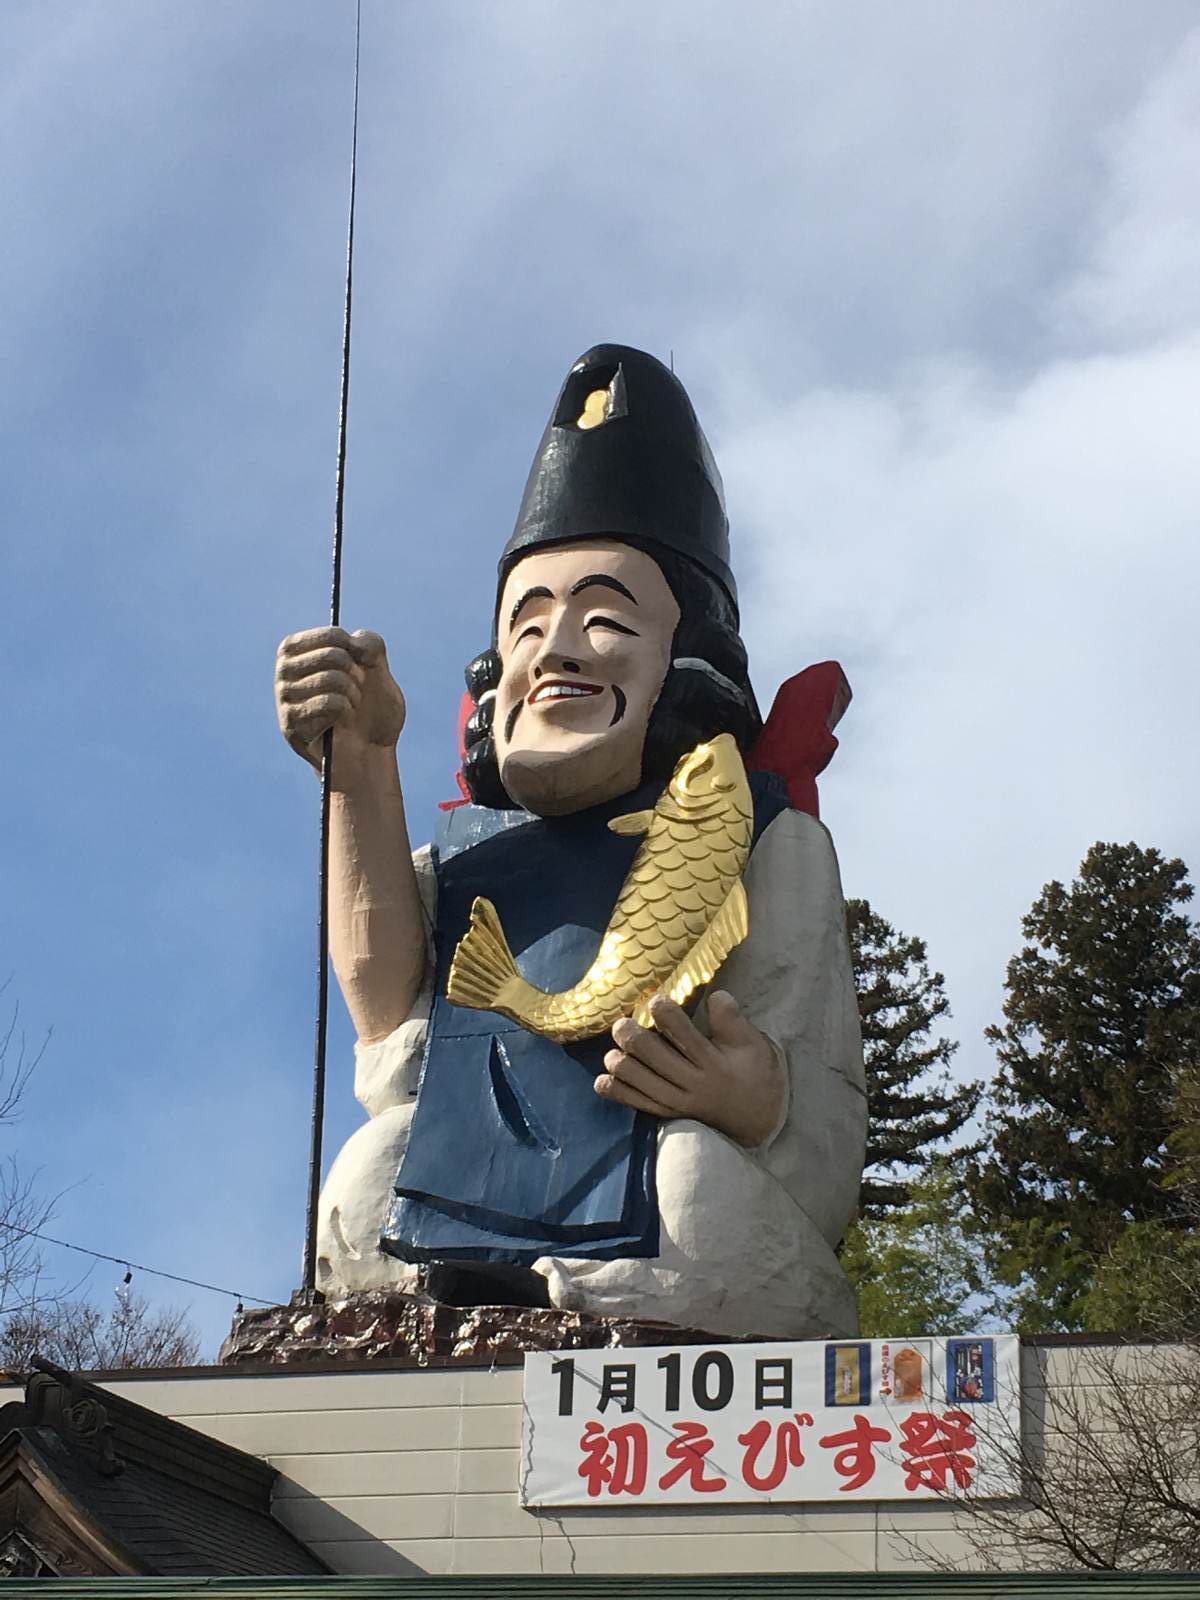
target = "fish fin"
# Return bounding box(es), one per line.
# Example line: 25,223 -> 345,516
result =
447,896 -> 523,1014
635,879 -> 750,1025
608,808 -> 654,837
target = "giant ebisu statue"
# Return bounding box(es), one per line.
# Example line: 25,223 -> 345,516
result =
274,345 -> 867,1339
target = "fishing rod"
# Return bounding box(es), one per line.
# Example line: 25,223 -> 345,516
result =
301,0 -> 363,1300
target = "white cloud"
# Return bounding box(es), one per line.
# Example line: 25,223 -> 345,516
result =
1060,28 -> 1200,346
716,31 -> 1200,1081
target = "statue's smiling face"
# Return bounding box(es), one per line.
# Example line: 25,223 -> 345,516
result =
494,540 -> 680,815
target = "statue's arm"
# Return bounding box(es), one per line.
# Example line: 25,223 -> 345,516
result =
327,745 -> 428,1042
275,627 -> 428,1044
720,808 -> 867,1243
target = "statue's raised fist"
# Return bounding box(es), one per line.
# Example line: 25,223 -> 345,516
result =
275,627 -> 406,789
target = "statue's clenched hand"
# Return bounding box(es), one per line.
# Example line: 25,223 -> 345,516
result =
275,627 -> 406,791
595,991 -> 786,1149
275,627 -> 423,1041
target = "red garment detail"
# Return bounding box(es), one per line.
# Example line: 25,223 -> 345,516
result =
747,661 -> 852,819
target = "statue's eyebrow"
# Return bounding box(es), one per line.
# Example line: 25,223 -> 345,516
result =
569,574 -> 638,605
508,585 -> 554,629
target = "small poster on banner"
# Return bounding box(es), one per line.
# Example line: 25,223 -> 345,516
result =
947,1338 -> 995,1404
825,1342 -> 870,1406
520,1333 -> 1021,1508
879,1340 -> 933,1405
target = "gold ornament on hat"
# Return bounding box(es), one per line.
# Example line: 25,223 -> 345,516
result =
576,387 -> 612,430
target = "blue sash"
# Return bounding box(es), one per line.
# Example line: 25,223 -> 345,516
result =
382,772 -> 788,1264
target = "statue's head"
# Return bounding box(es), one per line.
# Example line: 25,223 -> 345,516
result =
462,346 -> 760,815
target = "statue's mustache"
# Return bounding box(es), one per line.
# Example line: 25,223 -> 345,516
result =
504,685 -> 626,742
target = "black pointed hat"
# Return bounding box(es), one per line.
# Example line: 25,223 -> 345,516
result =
500,344 -> 736,610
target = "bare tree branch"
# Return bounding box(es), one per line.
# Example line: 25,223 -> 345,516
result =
900,1341 -> 1200,1573
1,1286 -> 200,1372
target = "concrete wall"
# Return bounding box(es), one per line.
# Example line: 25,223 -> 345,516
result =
3,1342 -> 1173,1577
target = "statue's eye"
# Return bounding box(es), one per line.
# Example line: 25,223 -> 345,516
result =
584,615 -> 639,638
513,624 -> 544,647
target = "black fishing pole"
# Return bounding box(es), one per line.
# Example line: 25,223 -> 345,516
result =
301,0 -> 362,1300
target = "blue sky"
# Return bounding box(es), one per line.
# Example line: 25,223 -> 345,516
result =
4,2 -> 1199,1355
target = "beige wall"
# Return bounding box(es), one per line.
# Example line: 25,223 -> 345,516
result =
1,1344 -> 1159,1577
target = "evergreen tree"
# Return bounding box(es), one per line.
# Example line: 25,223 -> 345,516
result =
847,898 -> 980,1215
1078,1219 -> 1200,1338
1164,1056 -> 1200,1198
841,1159 -> 998,1335
1078,1055 -> 1200,1337
970,841 -> 1200,1329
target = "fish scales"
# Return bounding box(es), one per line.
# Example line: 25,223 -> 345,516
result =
445,734 -> 755,1042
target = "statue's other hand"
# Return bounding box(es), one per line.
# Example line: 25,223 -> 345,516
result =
596,992 -> 786,1149
275,627 -> 406,788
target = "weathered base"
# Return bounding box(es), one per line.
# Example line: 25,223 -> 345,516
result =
218,1288 -> 772,1369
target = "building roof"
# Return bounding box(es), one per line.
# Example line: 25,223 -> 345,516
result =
0,1359 -> 327,1578
0,1571 -> 1197,1597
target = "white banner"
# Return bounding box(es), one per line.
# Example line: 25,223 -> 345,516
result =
521,1334 -> 1020,1506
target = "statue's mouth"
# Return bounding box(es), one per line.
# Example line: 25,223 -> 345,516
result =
527,680 -> 604,707
507,680 -> 625,740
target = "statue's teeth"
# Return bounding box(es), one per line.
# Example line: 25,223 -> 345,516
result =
534,683 -> 600,702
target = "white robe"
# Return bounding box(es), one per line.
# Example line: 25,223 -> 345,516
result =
315,807 -> 866,1339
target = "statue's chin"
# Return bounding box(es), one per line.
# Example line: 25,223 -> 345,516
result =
501,741 -> 639,817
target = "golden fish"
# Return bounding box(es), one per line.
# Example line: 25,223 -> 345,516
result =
446,733 -> 753,1042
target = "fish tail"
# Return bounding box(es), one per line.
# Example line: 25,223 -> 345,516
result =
446,896 -> 531,1017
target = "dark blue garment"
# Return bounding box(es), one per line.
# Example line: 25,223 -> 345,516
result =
382,772 -> 789,1265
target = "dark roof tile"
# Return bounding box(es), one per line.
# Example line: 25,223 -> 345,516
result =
1,1362 -> 326,1577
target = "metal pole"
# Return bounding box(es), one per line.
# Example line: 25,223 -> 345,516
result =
301,0 -> 362,1299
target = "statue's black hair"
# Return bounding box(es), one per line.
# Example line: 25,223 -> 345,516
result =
460,541 -> 761,810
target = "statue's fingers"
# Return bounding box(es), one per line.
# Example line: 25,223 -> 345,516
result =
611,1017 -> 701,1089
286,693 -> 355,747
602,1048 -> 693,1113
348,629 -> 387,668
278,671 -> 362,711
276,645 -> 362,684
706,989 -> 755,1046
277,626 -> 357,660
593,1067 -> 675,1119
646,994 -> 720,1070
